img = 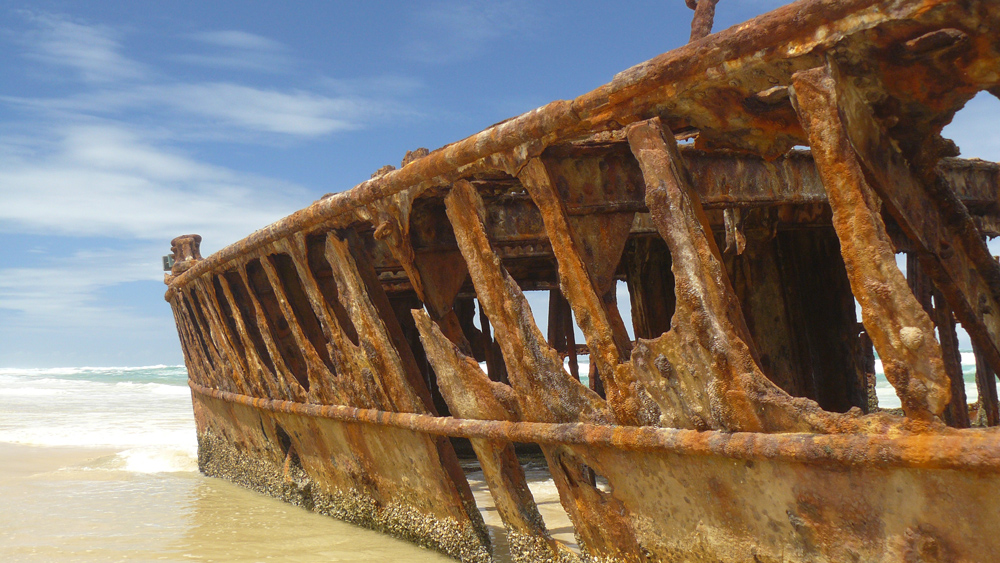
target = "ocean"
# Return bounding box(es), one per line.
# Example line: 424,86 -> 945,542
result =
0,359 -> 984,561
0,366 -> 452,562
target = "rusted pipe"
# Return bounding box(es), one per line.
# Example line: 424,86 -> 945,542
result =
190,381 -> 1000,471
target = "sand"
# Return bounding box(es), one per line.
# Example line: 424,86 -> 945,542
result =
0,442 -> 455,562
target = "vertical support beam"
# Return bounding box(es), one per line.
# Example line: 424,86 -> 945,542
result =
687,0 -> 719,42
181,289 -> 224,376
215,272 -> 287,401
932,288 -> 971,427
191,277 -> 254,396
259,257 -> 328,395
363,194 -> 471,352
519,157 -> 655,426
627,117 -> 771,431
323,232 -> 487,546
774,228 -> 868,412
171,300 -> 212,387
725,224 -> 809,399
277,235 -> 368,407
907,253 -> 934,316
477,301 -> 509,385
624,236 -> 675,340
790,66 -> 950,421
547,289 -> 579,381
858,328 -> 879,413
237,264 -> 300,401
324,231 -> 432,414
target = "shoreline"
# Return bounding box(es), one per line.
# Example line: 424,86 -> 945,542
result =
0,442 -> 123,484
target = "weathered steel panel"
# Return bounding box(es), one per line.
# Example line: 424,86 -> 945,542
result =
164,1 -> 1000,561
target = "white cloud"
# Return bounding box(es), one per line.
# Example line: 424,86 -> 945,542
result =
174,30 -> 293,72
5,81 -> 397,139
149,83 -> 368,135
0,247 -> 160,329
18,12 -> 145,83
191,30 -> 285,51
0,123 -> 304,243
7,15 -> 406,139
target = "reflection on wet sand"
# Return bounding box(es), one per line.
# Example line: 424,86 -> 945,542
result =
1,443 -> 451,562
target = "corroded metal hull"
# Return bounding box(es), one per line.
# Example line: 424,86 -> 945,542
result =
166,1 -> 1000,561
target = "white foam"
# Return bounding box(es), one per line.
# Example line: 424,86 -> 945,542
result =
115,446 -> 199,473
0,366 -> 198,472
961,352 -> 977,366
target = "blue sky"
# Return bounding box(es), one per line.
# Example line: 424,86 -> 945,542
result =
1,1 -> 998,367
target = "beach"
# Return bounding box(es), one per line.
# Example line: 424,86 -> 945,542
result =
0,361 -> 980,561
0,367 -> 456,562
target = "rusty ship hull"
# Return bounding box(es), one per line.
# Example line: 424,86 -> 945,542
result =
165,1 -> 1000,561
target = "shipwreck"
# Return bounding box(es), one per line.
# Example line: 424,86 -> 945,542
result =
165,1 -> 1000,561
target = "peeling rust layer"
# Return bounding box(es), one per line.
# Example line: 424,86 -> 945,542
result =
166,1 -> 1000,561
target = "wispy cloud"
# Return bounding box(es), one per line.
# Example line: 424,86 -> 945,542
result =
405,0 -> 539,64
7,14 -> 413,139
0,247 -> 161,329
173,30 -> 293,72
191,30 -> 284,51
150,83 -> 370,135
18,12 -> 145,83
0,122 -> 304,243
5,82 -> 388,138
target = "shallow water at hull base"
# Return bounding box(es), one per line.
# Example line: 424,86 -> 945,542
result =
1,444 -> 452,563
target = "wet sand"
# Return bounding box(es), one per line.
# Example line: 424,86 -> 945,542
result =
0,443 -> 577,562
0,443 -> 454,562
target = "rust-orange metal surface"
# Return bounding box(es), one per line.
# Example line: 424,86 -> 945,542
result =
166,1 -> 1000,561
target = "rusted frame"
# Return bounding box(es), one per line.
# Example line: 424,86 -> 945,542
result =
253,232 -> 492,558
974,343 -> 1000,426
518,157 -> 655,426
625,117 -> 868,433
276,233 -> 368,407
685,0 -> 719,42
234,262 -> 306,402
359,191 -> 472,355
801,59 -> 1000,384
908,252 -> 971,427
443,179 -> 610,426
256,253 -> 336,398
188,277 -> 256,396
213,272 -> 288,400
170,301 -> 213,387
412,311 -> 572,563
442,179 -> 649,562
268,230 -> 428,411
547,289 -> 580,382
179,289 -> 223,374
166,0 -> 995,298
790,65 -> 951,421
177,289 -> 235,393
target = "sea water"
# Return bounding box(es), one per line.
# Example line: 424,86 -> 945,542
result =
0,359 -> 984,561
0,366 -> 451,562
